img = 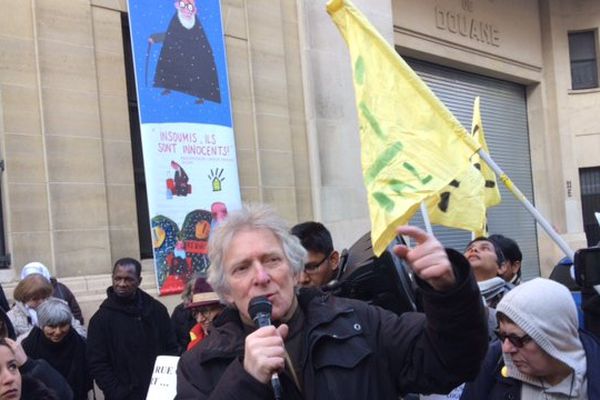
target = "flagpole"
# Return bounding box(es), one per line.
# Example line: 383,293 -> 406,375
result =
478,149 -> 575,260
420,202 -> 433,235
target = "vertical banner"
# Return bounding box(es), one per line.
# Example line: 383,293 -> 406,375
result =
127,0 -> 241,295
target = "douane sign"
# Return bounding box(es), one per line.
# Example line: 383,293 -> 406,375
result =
434,6 -> 500,47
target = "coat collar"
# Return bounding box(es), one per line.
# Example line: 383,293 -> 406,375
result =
197,288 -> 356,364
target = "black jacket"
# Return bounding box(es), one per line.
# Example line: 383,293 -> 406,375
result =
0,283 -> 9,312
22,327 -> 92,400
51,278 -> 84,325
171,303 -> 196,355
21,375 -> 60,400
0,307 -> 16,339
20,358 -> 73,400
87,288 -> 178,400
176,249 -> 488,399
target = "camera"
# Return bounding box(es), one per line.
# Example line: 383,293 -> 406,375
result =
574,247 -> 600,288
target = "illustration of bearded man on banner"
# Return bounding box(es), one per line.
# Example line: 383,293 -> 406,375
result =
149,0 -> 221,104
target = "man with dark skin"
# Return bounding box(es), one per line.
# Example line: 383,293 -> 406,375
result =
87,258 -> 177,400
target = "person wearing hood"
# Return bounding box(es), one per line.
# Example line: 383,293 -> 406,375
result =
20,263 -> 84,325
87,257 -> 178,400
461,278 -> 600,399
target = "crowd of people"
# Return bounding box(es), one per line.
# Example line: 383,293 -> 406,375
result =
0,204 -> 598,400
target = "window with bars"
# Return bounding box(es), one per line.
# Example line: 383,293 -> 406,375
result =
579,167 -> 600,247
568,31 -> 599,90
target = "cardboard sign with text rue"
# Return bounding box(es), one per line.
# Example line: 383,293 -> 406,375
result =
146,355 -> 180,400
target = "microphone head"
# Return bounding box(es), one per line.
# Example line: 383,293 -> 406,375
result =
248,296 -> 272,321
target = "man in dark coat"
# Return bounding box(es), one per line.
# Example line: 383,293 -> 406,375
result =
151,0 -> 220,104
176,205 -> 488,399
87,257 -> 178,400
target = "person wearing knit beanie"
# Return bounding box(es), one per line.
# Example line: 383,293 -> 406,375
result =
462,277 -> 600,400
497,278 -> 588,398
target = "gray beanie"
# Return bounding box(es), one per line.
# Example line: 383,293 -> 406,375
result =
497,278 -> 586,384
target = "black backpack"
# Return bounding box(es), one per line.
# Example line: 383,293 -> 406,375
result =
324,232 -> 420,316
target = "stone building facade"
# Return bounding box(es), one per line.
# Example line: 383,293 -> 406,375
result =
0,0 -> 599,318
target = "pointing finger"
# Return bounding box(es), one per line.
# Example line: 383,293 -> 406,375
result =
395,225 -> 431,245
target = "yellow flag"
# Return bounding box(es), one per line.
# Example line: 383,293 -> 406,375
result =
426,97 -> 502,235
425,164 -> 486,234
471,96 -> 501,236
471,97 -> 501,208
327,0 -> 480,255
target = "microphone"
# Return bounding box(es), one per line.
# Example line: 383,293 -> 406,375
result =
249,295 -> 272,327
248,296 -> 283,400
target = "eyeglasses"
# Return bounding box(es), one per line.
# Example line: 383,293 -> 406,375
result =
178,1 -> 195,12
192,305 -> 220,318
495,330 -> 532,348
304,252 -> 332,274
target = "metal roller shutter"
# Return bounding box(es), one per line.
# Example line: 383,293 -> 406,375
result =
403,57 -> 540,279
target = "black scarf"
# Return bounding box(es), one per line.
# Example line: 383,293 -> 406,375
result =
22,326 -> 91,400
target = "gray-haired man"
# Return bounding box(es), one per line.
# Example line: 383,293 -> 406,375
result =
176,204 -> 488,399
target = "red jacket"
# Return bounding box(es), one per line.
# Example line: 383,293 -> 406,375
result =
187,323 -> 206,351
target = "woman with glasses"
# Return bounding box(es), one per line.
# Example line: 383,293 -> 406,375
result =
461,278 -> 600,399
185,277 -> 225,351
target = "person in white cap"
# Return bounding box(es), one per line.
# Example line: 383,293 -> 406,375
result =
20,262 -> 84,325
461,278 -> 600,399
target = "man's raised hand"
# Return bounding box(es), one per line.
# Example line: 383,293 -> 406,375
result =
393,225 -> 456,291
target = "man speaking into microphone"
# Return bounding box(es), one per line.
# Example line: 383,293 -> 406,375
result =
176,204 -> 488,399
